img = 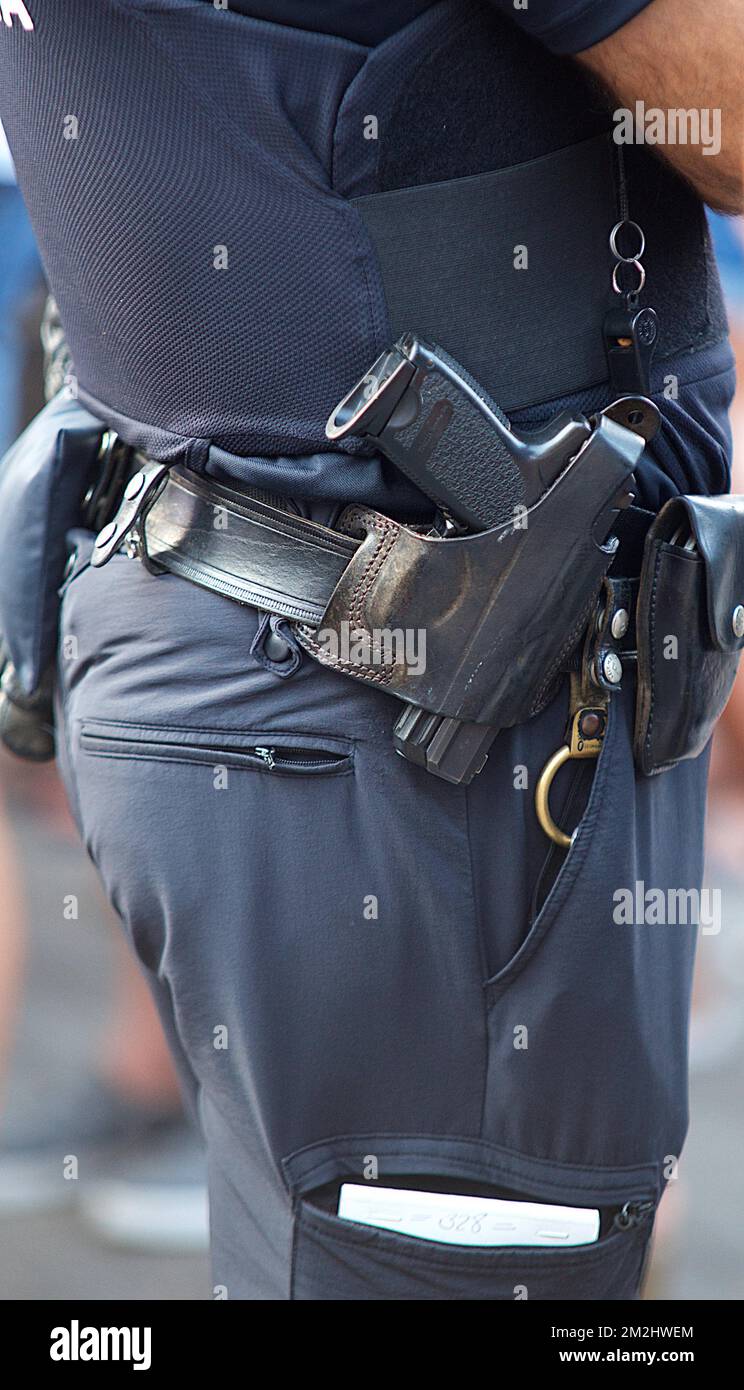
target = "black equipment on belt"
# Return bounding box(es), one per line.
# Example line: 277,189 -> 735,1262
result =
56,316 -> 744,814
89,332 -> 658,788
57,203 -> 744,802
322,332 -> 658,784
326,333 -> 659,533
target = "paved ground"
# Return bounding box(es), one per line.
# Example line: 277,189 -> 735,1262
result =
0,766 -> 742,1301
0,783 -> 209,1300
649,859 -> 744,1301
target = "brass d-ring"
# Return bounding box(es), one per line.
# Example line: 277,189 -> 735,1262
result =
535,744 -> 574,850
535,702 -> 607,849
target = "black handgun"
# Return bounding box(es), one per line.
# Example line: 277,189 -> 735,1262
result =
326,334 -> 659,783
327,332 -> 658,533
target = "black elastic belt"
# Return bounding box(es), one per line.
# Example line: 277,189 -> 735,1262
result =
354,135 -> 620,415
353,133 -> 726,415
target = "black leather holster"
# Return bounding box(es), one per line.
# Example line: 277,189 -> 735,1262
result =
296,417 -> 641,733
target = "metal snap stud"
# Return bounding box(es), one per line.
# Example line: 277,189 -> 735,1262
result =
733,605 -> 744,638
124,470 -> 146,500
602,651 -> 623,685
264,631 -> 293,662
611,608 -> 629,639
94,521 -> 117,548
579,710 -> 603,739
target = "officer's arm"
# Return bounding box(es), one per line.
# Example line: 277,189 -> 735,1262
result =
578,0 -> 744,214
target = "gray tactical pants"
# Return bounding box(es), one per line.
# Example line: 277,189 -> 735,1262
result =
55,523 -> 707,1299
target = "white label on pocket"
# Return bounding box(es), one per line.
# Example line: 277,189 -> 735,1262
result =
337,1184 -> 600,1248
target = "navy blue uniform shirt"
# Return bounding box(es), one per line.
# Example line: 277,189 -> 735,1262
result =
209,1 -> 654,52
0,0 -> 729,516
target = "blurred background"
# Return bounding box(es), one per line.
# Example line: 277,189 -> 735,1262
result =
0,120 -> 742,1300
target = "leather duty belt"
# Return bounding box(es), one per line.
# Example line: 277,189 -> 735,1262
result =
82,314 -> 744,794
90,454 -> 645,631
82,443 -> 744,807
89,429 -> 648,790
91,462 -> 360,627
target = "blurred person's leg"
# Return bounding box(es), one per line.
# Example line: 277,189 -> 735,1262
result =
0,891 -> 206,1225
77,936 -> 209,1253
0,785 -> 25,1108
0,758 -> 207,1244
0,184 -> 43,458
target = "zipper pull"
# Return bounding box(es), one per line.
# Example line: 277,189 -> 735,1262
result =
254,746 -> 276,770
614,1199 -> 655,1232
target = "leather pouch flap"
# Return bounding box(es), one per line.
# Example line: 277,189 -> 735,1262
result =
683,495 -> 744,651
652,494 -> 744,653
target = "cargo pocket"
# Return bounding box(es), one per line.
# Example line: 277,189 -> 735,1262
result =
479,672 -> 703,1168
284,1134 -> 657,1301
290,1196 -> 651,1301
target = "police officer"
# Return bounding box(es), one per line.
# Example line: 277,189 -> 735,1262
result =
0,0 -> 741,1300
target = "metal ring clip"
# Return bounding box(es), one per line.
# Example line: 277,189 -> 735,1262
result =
611,259 -> 646,297
535,743 -> 575,849
609,219 -> 646,263
535,705 -> 608,849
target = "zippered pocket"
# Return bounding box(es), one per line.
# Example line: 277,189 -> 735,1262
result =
79,721 -> 354,777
